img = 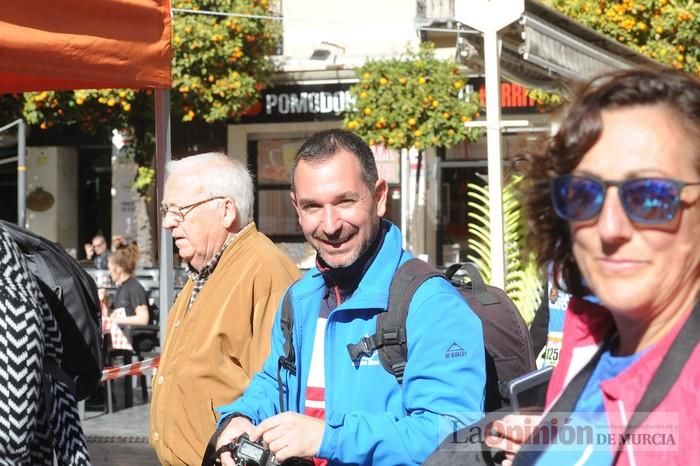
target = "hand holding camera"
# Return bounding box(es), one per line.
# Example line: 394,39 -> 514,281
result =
215,433 -> 279,466
211,413 -> 319,466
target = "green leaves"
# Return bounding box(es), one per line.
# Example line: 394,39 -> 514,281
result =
134,166 -> 156,199
543,0 -> 699,75
529,1 -> 699,122
465,175 -> 543,324
344,43 -> 484,150
172,0 -> 281,123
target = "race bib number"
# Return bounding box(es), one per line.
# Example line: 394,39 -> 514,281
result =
543,331 -> 563,367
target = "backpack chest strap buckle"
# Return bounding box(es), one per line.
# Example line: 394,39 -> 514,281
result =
347,327 -> 407,362
347,335 -> 379,361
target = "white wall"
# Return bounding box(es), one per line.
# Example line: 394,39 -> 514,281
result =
282,0 -> 420,59
25,146 -> 78,254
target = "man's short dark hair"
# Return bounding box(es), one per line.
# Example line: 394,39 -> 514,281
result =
290,129 -> 379,191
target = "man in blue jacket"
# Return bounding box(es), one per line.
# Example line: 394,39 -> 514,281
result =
215,129 -> 486,465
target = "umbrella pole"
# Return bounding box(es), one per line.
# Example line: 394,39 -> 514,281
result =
155,89 -> 173,347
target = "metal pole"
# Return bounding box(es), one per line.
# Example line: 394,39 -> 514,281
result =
155,89 -> 172,346
454,0 -> 522,288
400,149 -> 409,250
6,119 -> 27,228
17,120 -> 27,227
484,30 -> 506,289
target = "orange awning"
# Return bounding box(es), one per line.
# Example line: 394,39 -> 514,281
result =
0,0 -> 172,93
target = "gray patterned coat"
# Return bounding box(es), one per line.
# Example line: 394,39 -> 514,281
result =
0,224 -> 90,465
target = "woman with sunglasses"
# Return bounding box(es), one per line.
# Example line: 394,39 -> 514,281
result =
486,67 -> 700,465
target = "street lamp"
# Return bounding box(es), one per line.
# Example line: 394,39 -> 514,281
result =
0,119 -> 27,227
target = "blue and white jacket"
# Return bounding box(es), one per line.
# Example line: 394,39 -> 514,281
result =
217,223 -> 486,465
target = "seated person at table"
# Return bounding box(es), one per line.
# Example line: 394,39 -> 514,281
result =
107,243 -> 149,328
84,233 -> 111,269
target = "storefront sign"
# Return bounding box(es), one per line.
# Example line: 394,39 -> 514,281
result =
241,79 -> 540,123
241,83 -> 355,123
266,90 -> 353,116
467,78 -> 541,114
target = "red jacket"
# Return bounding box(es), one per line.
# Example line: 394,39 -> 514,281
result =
544,297 -> 700,465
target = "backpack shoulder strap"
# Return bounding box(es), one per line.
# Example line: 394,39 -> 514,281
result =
346,258 -> 442,384
445,262 -> 500,305
277,286 -> 297,412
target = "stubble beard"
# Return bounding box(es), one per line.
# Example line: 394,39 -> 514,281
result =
315,217 -> 381,269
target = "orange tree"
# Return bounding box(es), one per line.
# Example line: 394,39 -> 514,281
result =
530,0 -> 699,106
0,0 -> 280,194
544,0 -> 698,73
344,43 -> 483,153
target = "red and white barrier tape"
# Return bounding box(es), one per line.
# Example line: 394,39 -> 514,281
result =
101,356 -> 160,382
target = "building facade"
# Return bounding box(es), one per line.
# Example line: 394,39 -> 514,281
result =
228,0 -> 555,266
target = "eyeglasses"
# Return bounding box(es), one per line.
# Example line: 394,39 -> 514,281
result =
160,196 -> 226,222
550,175 -> 700,225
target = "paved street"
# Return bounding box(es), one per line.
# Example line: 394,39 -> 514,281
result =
83,391 -> 159,466
88,441 -> 159,466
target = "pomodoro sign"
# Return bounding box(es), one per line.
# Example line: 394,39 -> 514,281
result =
241,83 -> 355,123
240,79 -> 539,123
266,90 -> 355,115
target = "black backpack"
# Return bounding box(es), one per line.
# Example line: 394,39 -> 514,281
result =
1,220 -> 103,400
278,259 -> 536,412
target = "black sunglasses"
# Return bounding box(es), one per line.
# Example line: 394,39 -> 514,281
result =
550,175 -> 700,224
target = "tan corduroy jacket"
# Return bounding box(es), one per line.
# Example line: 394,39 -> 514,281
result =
150,223 -> 300,465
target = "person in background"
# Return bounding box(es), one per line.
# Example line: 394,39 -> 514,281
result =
487,67 -> 700,464
84,233 -> 111,269
101,243 -> 150,410
150,152 -> 300,465
215,129 -> 486,466
107,242 -> 150,327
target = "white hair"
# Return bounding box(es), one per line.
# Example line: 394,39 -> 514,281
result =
165,152 -> 254,226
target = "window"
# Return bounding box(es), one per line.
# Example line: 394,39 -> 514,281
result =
253,138 -> 305,240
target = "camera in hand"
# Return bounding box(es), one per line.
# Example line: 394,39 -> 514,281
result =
213,433 -> 314,466
228,433 -> 279,466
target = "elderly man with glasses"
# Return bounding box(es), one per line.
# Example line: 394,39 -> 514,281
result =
150,152 -> 300,466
